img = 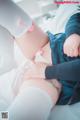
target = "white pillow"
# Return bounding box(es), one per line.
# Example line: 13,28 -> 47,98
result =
0,25 -> 16,75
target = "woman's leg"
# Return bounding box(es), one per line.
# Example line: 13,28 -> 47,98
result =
0,0 -> 49,60
16,22 -> 49,60
19,79 -> 61,104
8,79 -> 61,120
35,42 -> 52,64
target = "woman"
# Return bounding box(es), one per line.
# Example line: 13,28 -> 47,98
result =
0,0 -> 80,119
0,1 -> 61,119
0,0 -> 80,81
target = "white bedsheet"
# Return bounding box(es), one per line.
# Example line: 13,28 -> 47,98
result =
0,69 -> 17,111
0,59 -> 41,111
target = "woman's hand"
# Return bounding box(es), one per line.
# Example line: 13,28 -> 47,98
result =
63,34 -> 80,57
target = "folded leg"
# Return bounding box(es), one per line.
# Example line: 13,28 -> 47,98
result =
8,78 -> 61,120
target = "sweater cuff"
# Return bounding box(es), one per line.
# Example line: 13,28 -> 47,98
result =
66,25 -> 80,38
65,13 -> 80,38
45,66 -> 56,79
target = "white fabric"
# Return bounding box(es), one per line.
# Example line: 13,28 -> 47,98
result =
51,4 -> 79,34
41,4 -> 79,34
8,87 -> 53,120
0,69 -> 16,111
49,105 -> 79,120
0,0 -> 32,37
0,25 -> 16,75
12,60 -> 33,95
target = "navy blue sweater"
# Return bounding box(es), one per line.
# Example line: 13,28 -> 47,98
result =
45,12 -> 80,82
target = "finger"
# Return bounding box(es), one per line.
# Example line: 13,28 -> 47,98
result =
63,42 -> 72,56
78,47 -> 80,56
64,46 -> 71,57
68,48 -> 74,57
73,49 -> 79,57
